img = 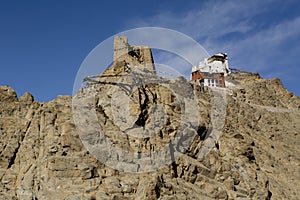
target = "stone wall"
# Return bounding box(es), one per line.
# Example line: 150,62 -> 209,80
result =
113,36 -> 129,62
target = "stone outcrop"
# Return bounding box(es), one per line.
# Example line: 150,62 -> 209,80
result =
0,69 -> 299,199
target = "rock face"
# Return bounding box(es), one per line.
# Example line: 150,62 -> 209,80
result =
0,69 -> 299,199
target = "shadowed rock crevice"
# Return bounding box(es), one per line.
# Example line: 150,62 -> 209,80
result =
7,141 -> 20,169
135,86 -> 150,127
134,85 -> 158,128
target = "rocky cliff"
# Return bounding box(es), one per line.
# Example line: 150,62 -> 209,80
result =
0,68 -> 299,199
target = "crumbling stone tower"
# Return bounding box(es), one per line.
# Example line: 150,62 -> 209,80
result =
113,36 -> 155,73
113,36 -> 129,61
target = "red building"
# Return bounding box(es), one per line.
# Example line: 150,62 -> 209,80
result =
191,71 -> 225,87
191,53 -> 230,88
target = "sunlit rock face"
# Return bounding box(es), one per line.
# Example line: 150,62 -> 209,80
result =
0,67 -> 300,200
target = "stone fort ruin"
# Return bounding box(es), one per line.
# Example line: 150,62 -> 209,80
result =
112,36 -> 155,73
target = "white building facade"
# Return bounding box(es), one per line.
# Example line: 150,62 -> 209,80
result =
191,53 -> 231,88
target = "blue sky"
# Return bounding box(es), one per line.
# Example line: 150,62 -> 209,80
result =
0,0 -> 299,101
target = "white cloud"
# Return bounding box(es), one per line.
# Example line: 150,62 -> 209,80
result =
218,17 -> 300,71
133,1 -> 268,39
127,0 -> 300,95
128,1 -> 271,70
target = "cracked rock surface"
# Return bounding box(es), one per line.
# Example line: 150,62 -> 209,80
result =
0,71 -> 299,199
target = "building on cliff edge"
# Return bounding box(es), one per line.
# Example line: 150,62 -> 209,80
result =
191,53 -> 231,88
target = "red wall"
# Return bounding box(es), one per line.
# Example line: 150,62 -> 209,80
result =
191,71 -> 203,80
191,71 -> 225,87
